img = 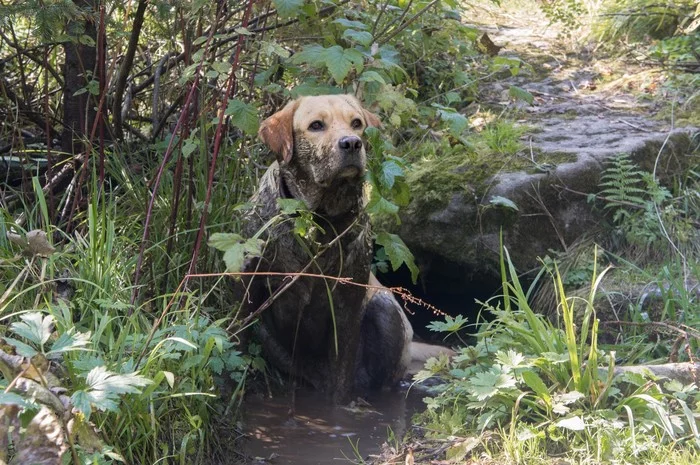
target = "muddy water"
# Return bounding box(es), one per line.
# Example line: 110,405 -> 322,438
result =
242,386 -> 425,464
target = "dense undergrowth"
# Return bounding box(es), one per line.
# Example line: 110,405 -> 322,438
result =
412,118 -> 700,463
0,0 -> 536,462
1,0 -> 698,463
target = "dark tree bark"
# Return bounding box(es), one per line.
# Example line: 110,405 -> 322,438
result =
61,0 -> 99,155
112,0 -> 149,140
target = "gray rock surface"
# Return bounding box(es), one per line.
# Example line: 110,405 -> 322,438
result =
398,18 -> 698,293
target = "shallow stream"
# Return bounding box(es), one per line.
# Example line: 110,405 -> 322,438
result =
242,387 -> 426,464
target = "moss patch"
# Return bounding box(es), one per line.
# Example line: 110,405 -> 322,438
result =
403,134 -> 576,215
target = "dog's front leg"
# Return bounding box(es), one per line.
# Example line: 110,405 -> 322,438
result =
325,287 -> 367,403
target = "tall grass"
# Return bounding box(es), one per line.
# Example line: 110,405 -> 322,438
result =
0,136 -> 259,463
417,240 -> 700,463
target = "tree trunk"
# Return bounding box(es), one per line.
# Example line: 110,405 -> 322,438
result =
61,0 -> 99,155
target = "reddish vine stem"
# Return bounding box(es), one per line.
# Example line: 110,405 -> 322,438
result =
185,0 -> 257,277
130,7 -> 226,307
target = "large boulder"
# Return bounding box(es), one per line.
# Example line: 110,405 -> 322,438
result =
398,123 -> 698,300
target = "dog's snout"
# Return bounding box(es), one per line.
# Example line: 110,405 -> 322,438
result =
338,136 -> 363,154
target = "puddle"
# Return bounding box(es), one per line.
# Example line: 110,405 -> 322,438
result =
241,386 -> 426,464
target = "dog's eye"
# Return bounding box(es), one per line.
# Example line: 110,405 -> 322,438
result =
351,118 -> 363,130
308,120 -> 325,131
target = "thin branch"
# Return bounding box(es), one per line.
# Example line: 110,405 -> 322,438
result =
112,0 -> 149,140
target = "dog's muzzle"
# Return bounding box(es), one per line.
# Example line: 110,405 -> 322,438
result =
337,136 -> 365,178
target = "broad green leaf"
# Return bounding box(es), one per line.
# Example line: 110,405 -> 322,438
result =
492,56 -> 522,76
261,40 -> 291,58
555,416 -> 586,431
10,312 -> 53,348
48,329 -> 91,357
375,232 -> 418,283
0,392 -> 37,409
427,314 -> 468,333
433,104 -> 468,135
72,366 -> 151,418
469,369 -> 517,401
208,232 -> 264,272
277,198 -> 308,215
333,18 -> 368,30
378,160 -> 403,190
522,370 -> 551,406
509,85 -> 534,105
359,70 -> 386,84
552,391 -> 584,415
292,45 -> 328,69
272,0 -> 304,18
324,45 -> 355,83
489,195 -> 519,211
225,99 -> 259,136
181,138 -> 199,158
343,29 -> 373,46
496,349 -> 531,370
366,192 -> 399,217
211,61 -> 231,75
3,337 -> 39,357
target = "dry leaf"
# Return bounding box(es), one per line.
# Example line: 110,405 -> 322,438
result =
26,230 -> 56,257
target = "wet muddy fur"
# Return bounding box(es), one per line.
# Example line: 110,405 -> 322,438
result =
239,95 -> 412,403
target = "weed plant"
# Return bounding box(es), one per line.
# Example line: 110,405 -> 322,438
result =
418,245 -> 700,463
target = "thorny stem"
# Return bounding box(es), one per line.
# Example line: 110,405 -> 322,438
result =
186,0 -> 257,277
130,6 -> 225,307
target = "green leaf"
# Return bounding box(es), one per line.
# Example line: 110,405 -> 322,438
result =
378,160 -> 404,190
272,0 -> 304,18
225,99 -> 259,136
0,392 -> 37,409
208,232 -> 264,273
489,195 -> 519,211
343,29 -> 373,46
427,314 -> 468,333
72,366 -> 151,418
323,45 -> 354,83
358,70 -> 386,84
10,312 -> 53,348
469,369 -> 517,401
261,40 -> 291,58
509,85 -> 534,105
492,56 -> 522,76
181,138 -> 199,158
211,61 -> 231,75
496,349 -> 531,371
375,232 -> 418,283
433,104 -> 468,136
292,45 -> 328,69
3,337 -> 39,357
555,416 -> 586,431
47,329 -> 91,358
277,198 -> 308,215
366,191 -> 399,217
522,370 -> 551,406
333,18 -> 368,30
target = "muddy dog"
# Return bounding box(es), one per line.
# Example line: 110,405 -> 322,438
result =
239,95 -> 413,403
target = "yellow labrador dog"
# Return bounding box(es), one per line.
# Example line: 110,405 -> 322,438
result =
240,95 -> 413,403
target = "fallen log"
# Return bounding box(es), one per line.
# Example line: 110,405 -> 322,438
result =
614,362 -> 700,386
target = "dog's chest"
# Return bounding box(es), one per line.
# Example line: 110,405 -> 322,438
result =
261,216 -> 372,350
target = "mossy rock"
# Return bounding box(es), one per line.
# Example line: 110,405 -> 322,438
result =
396,129 -> 699,302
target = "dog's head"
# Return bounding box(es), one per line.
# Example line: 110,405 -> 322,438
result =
258,95 -> 381,188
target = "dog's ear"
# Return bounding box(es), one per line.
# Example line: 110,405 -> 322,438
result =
362,108 -> 382,128
259,100 -> 299,164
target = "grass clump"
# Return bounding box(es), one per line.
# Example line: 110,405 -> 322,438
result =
416,245 -> 700,464
0,160 -> 259,463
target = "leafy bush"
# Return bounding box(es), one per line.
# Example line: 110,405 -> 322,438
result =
416,246 -> 700,462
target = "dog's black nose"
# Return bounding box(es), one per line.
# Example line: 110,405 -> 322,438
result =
338,136 -> 363,154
